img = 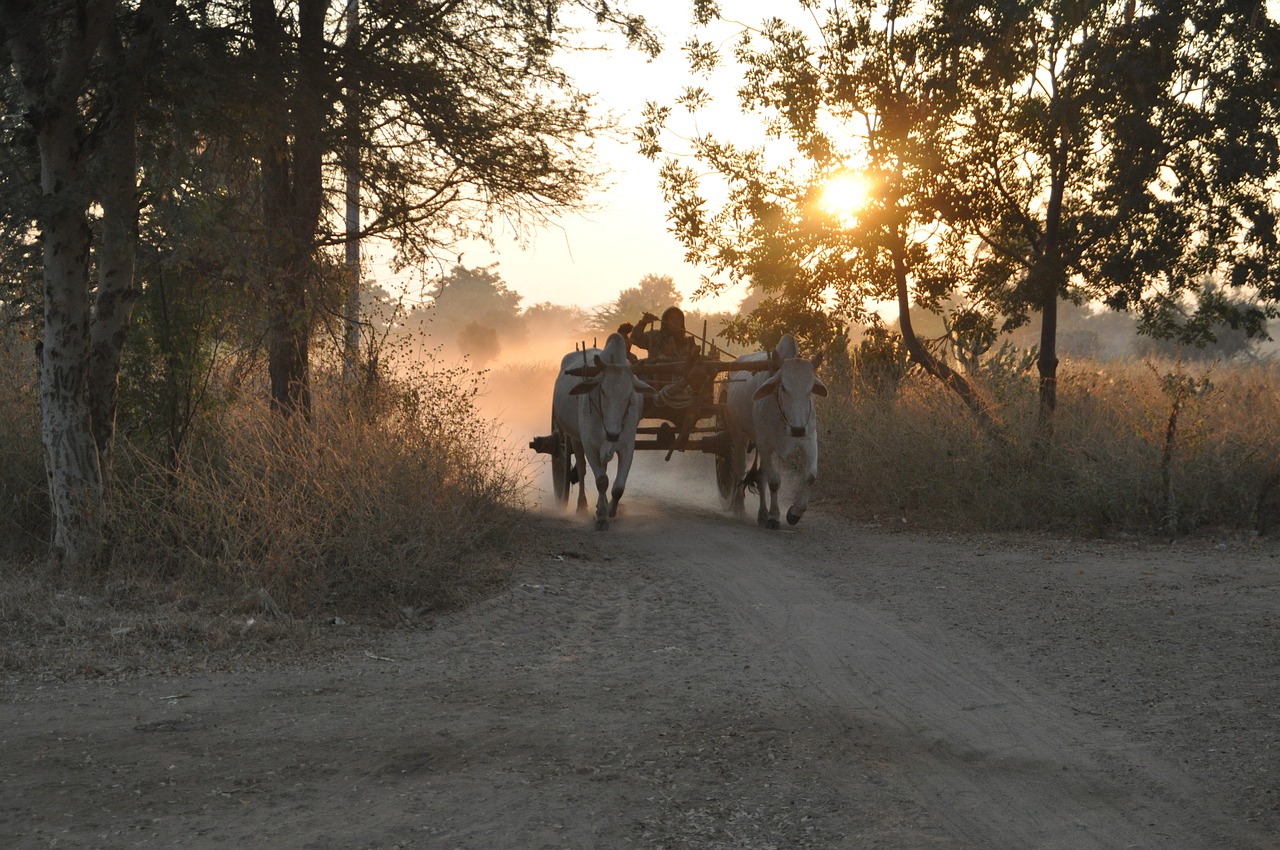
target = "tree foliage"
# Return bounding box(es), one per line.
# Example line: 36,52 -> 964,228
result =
0,0 -> 657,565
590,272 -> 682,332
403,263 -> 526,362
430,264 -> 524,331
644,1 -> 1280,426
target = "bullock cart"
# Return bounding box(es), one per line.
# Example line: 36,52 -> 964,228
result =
529,328 -> 772,508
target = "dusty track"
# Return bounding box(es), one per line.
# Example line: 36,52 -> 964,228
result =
4,483 -> 1278,848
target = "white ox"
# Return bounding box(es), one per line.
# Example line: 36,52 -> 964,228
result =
724,334 -> 827,528
552,333 -> 654,530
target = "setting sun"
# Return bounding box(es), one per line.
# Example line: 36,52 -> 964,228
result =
820,171 -> 871,216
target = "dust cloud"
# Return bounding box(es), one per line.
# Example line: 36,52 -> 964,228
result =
464,327 -> 733,520
387,314 -> 806,525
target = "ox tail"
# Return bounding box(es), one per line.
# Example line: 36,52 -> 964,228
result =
741,453 -> 761,495
568,459 -> 580,486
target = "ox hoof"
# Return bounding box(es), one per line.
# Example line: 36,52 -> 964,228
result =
757,512 -> 768,527
594,517 -> 609,531
609,502 -> 622,518
786,508 -> 804,526
765,517 -> 781,530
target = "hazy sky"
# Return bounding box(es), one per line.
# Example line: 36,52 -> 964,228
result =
455,3 -> 779,316
399,2 -> 1280,320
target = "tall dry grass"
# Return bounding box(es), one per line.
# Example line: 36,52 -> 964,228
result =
820,356 -> 1280,536
103,365 -> 530,614
0,338 -> 530,617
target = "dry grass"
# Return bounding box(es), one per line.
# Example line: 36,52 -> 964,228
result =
103,367 -> 531,613
6,340 -> 1279,677
819,356 -> 1280,536
0,353 -> 535,678
0,561 -> 366,680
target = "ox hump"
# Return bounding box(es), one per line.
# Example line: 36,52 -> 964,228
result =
560,347 -> 602,372
600,332 -> 630,366
774,334 -> 799,361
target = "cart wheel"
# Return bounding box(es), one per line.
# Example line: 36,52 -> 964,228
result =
715,388 -> 735,509
551,429 -> 572,508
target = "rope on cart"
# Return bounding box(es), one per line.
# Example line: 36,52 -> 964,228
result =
656,381 -> 695,409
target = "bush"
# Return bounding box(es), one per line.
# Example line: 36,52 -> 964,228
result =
819,356 -> 1280,536
103,360 -> 529,615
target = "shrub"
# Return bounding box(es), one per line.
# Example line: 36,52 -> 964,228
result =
103,360 -> 529,615
819,356 -> 1280,536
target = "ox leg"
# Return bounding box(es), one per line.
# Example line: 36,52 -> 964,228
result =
787,446 -> 817,526
573,441 -> 589,513
760,453 -> 782,530
593,470 -> 610,530
580,448 -> 611,530
608,446 -> 634,519
754,456 -> 768,526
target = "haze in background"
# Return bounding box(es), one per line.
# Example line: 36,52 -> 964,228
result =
458,3 -> 780,316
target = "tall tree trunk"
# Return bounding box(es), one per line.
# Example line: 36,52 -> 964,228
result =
342,0 -> 361,379
1036,119 -> 1071,433
90,5 -> 163,460
39,117 -> 105,568
1036,262 -> 1061,430
2,0 -> 117,568
251,0 -> 328,418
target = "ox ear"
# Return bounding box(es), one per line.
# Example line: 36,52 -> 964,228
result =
811,377 -> 829,398
569,379 -> 598,396
752,374 -> 781,401
633,377 -> 657,395
811,351 -> 824,370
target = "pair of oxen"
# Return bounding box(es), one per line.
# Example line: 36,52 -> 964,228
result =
550,333 -> 828,530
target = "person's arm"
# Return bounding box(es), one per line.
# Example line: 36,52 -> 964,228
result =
631,312 -> 657,350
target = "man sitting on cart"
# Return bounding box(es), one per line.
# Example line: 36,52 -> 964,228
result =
619,306 -> 708,428
626,306 -> 699,361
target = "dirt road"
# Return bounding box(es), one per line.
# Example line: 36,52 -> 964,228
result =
4,476 -> 1279,848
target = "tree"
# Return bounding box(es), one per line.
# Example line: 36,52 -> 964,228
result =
590,272 -> 682,332
456,320 -> 500,366
645,1 -> 1280,428
935,0 -> 1280,423
411,263 -> 525,361
0,0 -> 167,568
238,0 -> 658,417
645,4 -> 1000,423
430,264 -> 523,332
519,300 -> 590,353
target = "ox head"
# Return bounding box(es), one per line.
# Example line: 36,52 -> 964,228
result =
752,353 -> 828,438
570,354 -> 656,442
768,333 -> 801,373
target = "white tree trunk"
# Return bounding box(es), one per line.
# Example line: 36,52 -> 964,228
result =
3,0 -> 117,568
342,0 -> 362,378
39,117 -> 105,568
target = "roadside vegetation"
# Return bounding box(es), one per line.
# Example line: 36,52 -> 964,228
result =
0,2 -> 648,674
821,346 -> 1280,537
0,333 -> 529,676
